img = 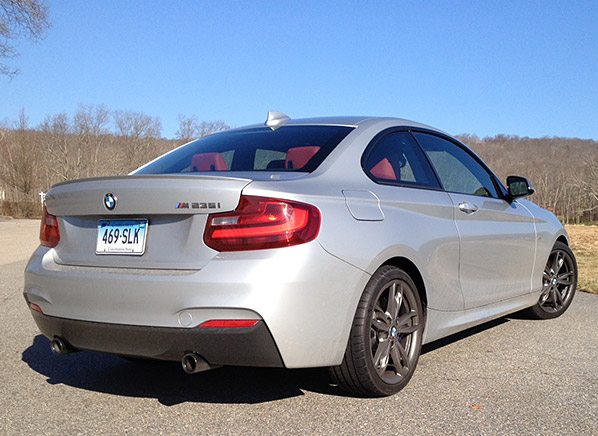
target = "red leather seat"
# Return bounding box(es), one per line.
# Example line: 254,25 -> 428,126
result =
370,158 -> 396,180
286,146 -> 320,169
191,153 -> 227,171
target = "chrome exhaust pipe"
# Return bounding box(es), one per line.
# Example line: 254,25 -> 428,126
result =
50,337 -> 72,356
181,352 -> 213,374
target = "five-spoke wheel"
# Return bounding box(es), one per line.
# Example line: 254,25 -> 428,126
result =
527,241 -> 577,319
329,265 -> 423,396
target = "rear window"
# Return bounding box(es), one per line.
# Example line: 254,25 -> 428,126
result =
135,126 -> 354,174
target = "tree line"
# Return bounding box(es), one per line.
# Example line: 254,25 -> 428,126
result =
0,106 -> 229,216
1,106 -> 597,223
458,134 -> 598,224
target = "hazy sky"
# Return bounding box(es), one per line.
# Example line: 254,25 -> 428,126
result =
1,0 -> 597,139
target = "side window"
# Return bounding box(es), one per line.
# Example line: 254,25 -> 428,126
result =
363,132 -> 440,189
413,132 -> 499,198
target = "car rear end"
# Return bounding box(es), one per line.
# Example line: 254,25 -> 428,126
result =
24,120 -> 370,369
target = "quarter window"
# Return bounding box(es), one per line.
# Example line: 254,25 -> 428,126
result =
413,132 -> 499,198
363,132 -> 439,189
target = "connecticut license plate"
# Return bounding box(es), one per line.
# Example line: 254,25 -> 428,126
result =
96,219 -> 148,255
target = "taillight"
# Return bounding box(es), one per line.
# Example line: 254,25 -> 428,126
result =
40,206 -> 60,248
204,196 -> 321,251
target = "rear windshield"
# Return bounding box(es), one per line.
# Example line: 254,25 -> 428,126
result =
135,125 -> 354,174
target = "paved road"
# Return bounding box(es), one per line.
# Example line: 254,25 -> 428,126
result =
1,220 -> 597,435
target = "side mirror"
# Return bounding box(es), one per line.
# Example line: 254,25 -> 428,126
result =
506,175 -> 534,200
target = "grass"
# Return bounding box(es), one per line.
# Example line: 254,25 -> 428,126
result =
565,225 -> 598,294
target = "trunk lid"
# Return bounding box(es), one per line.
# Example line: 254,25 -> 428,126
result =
45,175 -> 251,269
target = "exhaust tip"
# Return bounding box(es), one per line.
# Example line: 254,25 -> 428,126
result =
50,337 -> 71,356
181,352 -> 212,374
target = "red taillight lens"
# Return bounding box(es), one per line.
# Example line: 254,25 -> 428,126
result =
204,196 -> 321,251
40,206 -> 60,248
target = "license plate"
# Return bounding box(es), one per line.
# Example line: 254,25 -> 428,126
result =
96,219 -> 148,255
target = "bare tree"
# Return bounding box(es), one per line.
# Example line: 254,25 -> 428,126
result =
0,0 -> 51,77
73,104 -> 110,176
176,114 -> 197,143
0,122 -> 11,201
39,112 -> 86,181
576,158 -> 598,214
462,134 -> 598,222
112,110 -> 162,173
0,109 -> 41,199
176,114 -> 230,143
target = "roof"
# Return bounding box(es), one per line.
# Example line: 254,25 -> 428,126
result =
241,113 -> 444,132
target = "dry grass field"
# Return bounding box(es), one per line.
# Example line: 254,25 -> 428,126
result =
566,225 -> 598,294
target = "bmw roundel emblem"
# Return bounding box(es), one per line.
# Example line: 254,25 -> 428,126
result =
104,193 -> 117,211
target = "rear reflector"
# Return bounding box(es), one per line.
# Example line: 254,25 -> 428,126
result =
29,302 -> 43,313
204,195 -> 321,251
199,320 -> 259,328
40,206 -> 60,248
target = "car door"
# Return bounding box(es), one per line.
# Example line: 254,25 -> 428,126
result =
413,132 -> 536,309
361,130 -> 464,312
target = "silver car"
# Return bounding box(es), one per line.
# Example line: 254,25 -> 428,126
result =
24,112 -> 577,396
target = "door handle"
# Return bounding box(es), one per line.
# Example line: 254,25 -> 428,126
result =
458,202 -> 479,214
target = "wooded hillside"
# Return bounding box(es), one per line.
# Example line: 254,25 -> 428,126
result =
458,134 -> 598,223
0,107 -> 227,216
1,107 -> 597,222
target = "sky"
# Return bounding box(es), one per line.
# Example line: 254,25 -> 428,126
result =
1,0 -> 597,140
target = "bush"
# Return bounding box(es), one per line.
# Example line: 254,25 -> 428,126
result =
0,201 -> 42,218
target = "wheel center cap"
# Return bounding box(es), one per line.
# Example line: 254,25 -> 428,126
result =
551,278 -> 557,285
390,326 -> 397,337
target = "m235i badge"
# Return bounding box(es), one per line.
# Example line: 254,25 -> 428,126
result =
176,202 -> 222,209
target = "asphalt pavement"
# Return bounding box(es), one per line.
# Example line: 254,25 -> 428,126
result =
1,220 -> 597,435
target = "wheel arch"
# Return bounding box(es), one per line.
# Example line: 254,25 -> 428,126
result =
556,235 -> 568,246
381,257 -> 428,319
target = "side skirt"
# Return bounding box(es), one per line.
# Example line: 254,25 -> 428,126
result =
422,291 -> 542,345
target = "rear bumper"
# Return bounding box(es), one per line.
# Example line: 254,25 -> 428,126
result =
29,309 -> 284,366
24,243 -> 370,368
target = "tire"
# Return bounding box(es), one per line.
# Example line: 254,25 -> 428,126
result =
329,265 -> 424,397
525,241 -> 577,320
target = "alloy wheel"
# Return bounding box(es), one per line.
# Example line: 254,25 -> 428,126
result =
370,279 -> 421,384
540,248 -> 575,313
